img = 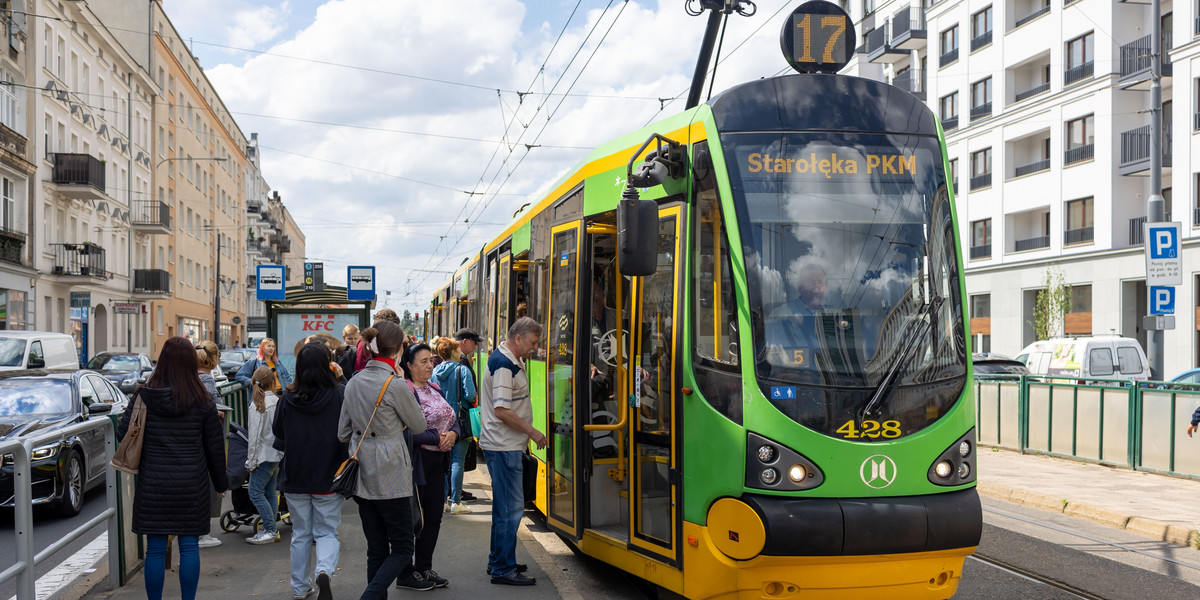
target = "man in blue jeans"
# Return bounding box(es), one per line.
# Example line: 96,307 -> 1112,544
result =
479,317 -> 546,586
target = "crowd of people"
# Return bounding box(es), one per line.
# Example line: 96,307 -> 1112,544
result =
114,308 -> 547,600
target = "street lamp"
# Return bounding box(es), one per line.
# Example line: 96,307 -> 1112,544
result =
134,156 -> 228,351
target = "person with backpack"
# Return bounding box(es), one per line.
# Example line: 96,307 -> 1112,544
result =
401,342 -> 461,588
432,337 -> 476,514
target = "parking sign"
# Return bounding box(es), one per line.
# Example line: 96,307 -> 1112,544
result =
1145,222 -> 1182,286
1150,286 -> 1176,315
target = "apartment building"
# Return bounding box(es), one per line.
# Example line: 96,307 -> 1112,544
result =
843,0 -> 1200,375
0,7 -> 35,332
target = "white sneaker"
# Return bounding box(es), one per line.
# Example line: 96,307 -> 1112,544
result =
444,499 -> 451,513
197,534 -> 222,548
293,586 -> 315,600
245,530 -> 281,544
450,502 -> 473,514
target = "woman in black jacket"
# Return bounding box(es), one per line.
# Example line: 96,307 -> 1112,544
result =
116,336 -> 228,600
273,342 -> 348,600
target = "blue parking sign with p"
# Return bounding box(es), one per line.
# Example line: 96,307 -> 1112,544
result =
1150,286 -> 1175,315
1149,226 -> 1178,259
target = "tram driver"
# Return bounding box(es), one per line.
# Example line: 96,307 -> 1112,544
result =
763,261 -> 829,369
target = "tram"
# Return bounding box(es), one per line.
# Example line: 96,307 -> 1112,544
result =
426,2 -> 980,598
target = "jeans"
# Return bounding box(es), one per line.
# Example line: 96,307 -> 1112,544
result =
248,462 -> 280,533
485,450 -> 524,578
354,496 -> 416,599
415,449 -> 447,571
285,493 -> 343,597
145,535 -> 199,600
446,438 -> 470,503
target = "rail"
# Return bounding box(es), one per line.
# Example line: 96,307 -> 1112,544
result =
0,418 -> 119,599
975,375 -> 1200,480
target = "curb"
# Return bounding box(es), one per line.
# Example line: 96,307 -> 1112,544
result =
976,481 -> 1200,548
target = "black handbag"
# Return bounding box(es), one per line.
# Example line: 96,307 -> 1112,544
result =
454,367 -> 474,438
463,437 -> 477,472
331,375 -> 394,497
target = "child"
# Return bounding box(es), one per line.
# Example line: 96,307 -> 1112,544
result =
245,366 -> 284,544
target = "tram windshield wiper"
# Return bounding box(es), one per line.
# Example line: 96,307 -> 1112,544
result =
858,295 -> 943,423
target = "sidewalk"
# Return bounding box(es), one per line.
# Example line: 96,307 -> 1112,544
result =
977,447 -> 1200,548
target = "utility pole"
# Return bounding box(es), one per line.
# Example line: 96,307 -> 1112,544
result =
1145,0 -> 1165,379
127,81 -> 134,353
214,232 -> 222,346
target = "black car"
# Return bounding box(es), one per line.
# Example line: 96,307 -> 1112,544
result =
219,349 -> 253,379
0,369 -> 128,516
85,352 -> 154,394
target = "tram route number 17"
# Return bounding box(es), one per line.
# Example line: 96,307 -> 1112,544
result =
792,14 -> 848,65
837,420 -> 902,439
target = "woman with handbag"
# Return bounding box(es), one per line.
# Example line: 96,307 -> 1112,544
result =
273,342 -> 347,600
432,337 -> 476,514
338,320 -> 432,597
115,336 -> 228,600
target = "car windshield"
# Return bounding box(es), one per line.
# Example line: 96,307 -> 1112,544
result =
725,131 -> 966,440
0,338 -> 27,367
86,355 -> 140,371
0,379 -> 73,416
220,351 -> 245,362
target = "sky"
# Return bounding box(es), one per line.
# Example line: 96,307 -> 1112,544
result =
164,0 -> 803,315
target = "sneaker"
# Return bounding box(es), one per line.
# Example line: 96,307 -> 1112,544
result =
197,534 -> 222,548
245,530 -> 281,544
423,569 -> 449,588
450,502 -> 472,514
443,499 -> 451,513
315,571 -> 332,600
293,587 -> 315,600
396,570 -> 437,591
460,490 -> 477,501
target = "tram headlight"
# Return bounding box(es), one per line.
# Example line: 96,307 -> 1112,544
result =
934,460 -> 953,479
788,464 -> 807,483
959,440 -> 971,457
756,445 -> 777,464
957,463 -> 970,479
759,468 -> 779,485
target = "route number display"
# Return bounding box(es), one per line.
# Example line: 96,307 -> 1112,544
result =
780,1 -> 855,74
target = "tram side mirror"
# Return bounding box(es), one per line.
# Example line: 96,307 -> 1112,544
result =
617,188 -> 658,277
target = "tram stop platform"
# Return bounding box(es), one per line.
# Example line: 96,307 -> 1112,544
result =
60,449 -> 1200,600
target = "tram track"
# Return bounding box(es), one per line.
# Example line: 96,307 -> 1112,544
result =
967,554 -> 1109,600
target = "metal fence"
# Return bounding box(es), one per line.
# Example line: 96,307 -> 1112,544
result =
975,375 -> 1200,480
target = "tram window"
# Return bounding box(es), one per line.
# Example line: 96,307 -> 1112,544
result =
694,142 -> 739,369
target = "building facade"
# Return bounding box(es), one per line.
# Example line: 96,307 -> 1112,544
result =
0,6 -> 35,333
844,0 -> 1200,376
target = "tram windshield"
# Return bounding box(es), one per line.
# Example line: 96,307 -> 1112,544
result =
724,132 -> 966,440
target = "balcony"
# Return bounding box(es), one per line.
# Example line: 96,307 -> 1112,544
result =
892,69 -> 925,100
133,269 -> 171,296
1014,235 -> 1050,252
1064,144 -> 1094,165
131,200 -> 172,235
51,153 -> 106,201
970,173 -> 992,190
970,31 -> 992,52
941,115 -> 959,132
1129,215 -> 1171,246
1063,226 -> 1094,246
1064,62 -> 1093,87
1194,112 -> 1200,131
969,244 -> 991,260
890,8 -> 927,50
0,226 -> 25,265
1119,125 -> 1172,175
939,48 -> 959,67
1013,159 -> 1050,177
866,25 -> 909,63
51,243 -> 110,279
1118,34 -> 1172,89
1014,82 -> 1050,103
0,123 -> 27,158
272,233 -> 292,254
1014,5 -> 1050,29
970,102 -> 992,122
247,199 -> 263,215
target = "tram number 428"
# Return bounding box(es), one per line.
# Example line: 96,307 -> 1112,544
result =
836,420 -> 902,439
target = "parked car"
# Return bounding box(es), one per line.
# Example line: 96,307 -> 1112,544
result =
0,369 -> 128,516
1169,368 -> 1200,385
0,332 -> 80,371
1016,336 -> 1151,381
85,352 -> 154,394
972,353 -> 1029,375
219,349 -> 253,379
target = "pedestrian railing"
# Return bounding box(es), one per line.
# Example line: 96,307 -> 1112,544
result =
0,418 -> 120,600
975,375 -> 1200,480
220,381 -> 250,427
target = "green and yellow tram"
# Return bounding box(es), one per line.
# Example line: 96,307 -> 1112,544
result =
428,3 -> 979,598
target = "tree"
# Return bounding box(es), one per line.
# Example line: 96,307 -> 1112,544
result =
400,310 -> 416,335
1030,266 -> 1072,341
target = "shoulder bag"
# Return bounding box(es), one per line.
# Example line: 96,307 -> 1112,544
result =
331,374 -> 394,497
110,391 -> 146,474
454,366 -> 474,438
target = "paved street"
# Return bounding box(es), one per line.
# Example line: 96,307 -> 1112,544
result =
0,487 -> 108,600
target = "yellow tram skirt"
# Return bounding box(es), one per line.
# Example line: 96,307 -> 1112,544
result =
680,521 -> 975,600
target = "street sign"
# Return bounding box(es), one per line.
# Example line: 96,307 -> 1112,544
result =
347,266 -> 375,301
1149,285 -> 1176,315
1145,222 -> 1182,286
303,262 -> 325,292
232,316 -> 242,325
257,265 -> 286,301
113,303 -> 141,315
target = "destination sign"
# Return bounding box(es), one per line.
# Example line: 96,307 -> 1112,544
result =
745,151 -> 919,177
780,1 -> 855,74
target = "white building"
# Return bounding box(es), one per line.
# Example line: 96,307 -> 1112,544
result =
842,0 -> 1198,376
32,0 -> 156,360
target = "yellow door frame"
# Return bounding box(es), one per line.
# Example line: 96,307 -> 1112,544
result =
545,220 -> 582,538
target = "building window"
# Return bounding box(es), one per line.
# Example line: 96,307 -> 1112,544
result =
970,219 -> 991,259
971,6 -> 992,50
970,148 -> 992,190
1065,32 -> 1094,85
1066,285 -> 1092,335
1065,197 -> 1094,245
1065,114 -> 1095,164
940,24 -> 959,66
948,158 -> 958,190
970,294 -> 991,353
970,77 -> 992,120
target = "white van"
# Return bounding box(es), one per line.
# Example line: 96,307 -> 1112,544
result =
1015,336 -> 1150,381
0,331 -> 81,371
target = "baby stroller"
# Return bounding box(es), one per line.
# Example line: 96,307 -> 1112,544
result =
219,421 -> 291,533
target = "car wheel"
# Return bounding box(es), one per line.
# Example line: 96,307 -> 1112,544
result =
56,452 -> 84,517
